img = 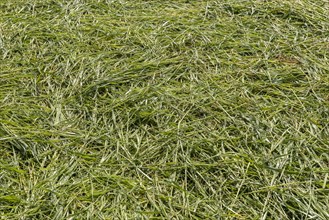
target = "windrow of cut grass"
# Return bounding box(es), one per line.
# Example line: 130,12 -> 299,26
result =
1,0 -> 329,219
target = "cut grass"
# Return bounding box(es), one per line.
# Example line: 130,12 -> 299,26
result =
1,0 -> 329,219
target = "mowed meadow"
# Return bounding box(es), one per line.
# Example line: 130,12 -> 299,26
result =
0,0 -> 329,219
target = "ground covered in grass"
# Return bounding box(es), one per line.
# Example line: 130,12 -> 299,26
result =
0,0 -> 329,219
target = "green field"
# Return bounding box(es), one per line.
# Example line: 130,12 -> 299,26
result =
1,0 -> 329,219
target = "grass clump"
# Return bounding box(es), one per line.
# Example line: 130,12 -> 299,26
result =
1,0 -> 329,219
